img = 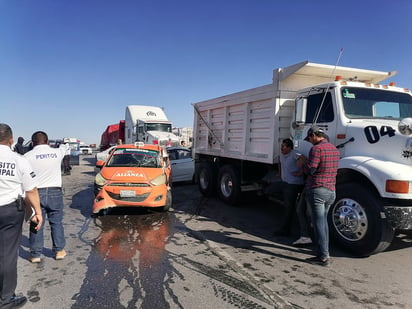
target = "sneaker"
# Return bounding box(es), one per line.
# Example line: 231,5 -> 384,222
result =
292,236 -> 312,245
1,295 -> 27,308
55,250 -> 67,260
306,256 -> 329,267
29,256 -> 41,263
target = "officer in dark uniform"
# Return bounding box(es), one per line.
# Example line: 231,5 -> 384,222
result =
13,137 -> 25,155
0,123 -> 43,308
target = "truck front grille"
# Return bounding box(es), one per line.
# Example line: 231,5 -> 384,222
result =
385,206 -> 412,230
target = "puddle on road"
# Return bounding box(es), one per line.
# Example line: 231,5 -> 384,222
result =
71,209 -> 276,308
72,210 -> 172,308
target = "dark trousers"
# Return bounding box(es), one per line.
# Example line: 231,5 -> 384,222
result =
0,202 -> 24,301
265,181 -> 304,232
281,183 -> 304,232
63,155 -> 71,172
296,188 -> 311,237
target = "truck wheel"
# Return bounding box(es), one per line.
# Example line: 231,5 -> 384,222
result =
329,183 -> 395,256
217,165 -> 241,205
197,162 -> 216,197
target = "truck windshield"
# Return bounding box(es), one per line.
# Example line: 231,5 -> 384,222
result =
341,87 -> 412,120
145,123 -> 172,132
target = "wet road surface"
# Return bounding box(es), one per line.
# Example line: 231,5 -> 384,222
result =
16,156 -> 412,308
16,157 -> 287,309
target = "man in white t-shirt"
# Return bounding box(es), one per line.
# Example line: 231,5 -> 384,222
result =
0,123 -> 43,308
24,131 -> 69,263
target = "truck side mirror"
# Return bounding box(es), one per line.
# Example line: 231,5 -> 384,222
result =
294,98 -> 307,127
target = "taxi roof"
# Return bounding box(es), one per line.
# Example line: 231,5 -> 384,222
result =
113,143 -> 163,152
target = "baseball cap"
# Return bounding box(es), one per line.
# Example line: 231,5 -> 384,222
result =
304,126 -> 325,141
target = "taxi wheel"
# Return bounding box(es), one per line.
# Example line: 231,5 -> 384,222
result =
162,191 -> 172,212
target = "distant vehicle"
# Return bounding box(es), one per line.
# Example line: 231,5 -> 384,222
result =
93,142 -> 172,215
125,105 -> 180,146
48,139 -> 64,148
79,145 -> 93,155
64,137 -> 81,165
100,120 -> 125,151
166,147 -> 194,183
95,145 -> 116,162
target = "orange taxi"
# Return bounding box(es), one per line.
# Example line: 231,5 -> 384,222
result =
93,142 -> 172,215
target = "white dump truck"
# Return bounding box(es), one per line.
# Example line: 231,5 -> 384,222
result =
125,105 -> 180,146
192,60 -> 412,256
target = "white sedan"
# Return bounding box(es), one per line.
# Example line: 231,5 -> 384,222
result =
166,147 -> 194,183
95,145 -> 116,162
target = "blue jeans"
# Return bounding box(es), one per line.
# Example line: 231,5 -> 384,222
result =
306,187 -> 335,260
30,187 -> 66,257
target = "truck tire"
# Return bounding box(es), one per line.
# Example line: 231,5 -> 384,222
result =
329,183 -> 395,256
217,165 -> 241,205
197,162 -> 216,197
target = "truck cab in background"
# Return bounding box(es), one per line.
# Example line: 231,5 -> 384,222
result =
125,105 -> 180,146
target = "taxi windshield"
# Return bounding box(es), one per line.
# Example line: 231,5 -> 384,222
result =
107,149 -> 159,168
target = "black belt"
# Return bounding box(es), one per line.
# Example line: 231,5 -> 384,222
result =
0,200 -> 17,207
38,187 -> 61,190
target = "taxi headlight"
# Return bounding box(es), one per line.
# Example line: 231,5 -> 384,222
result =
150,174 -> 167,186
95,173 -> 108,186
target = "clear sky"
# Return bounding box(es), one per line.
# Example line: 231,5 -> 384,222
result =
1,0 -> 411,145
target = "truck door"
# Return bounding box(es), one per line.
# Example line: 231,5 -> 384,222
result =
293,89 -> 339,154
137,123 -> 145,142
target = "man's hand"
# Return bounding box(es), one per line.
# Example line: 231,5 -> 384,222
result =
296,154 -> 307,168
25,188 -> 43,230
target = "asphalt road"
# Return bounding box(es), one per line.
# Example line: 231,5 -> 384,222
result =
16,155 -> 412,309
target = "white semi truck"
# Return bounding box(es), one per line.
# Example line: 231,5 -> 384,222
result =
192,60 -> 412,256
125,105 -> 180,146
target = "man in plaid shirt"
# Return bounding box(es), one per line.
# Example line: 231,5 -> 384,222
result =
298,126 -> 340,266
